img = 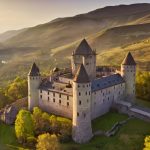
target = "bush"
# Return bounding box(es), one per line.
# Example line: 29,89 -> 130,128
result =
36,133 -> 60,150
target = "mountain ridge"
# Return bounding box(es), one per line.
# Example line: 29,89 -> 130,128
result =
0,3 -> 150,87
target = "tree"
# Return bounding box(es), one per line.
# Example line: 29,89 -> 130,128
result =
144,136 -> 150,150
32,107 -> 51,135
6,76 -> 27,101
15,109 -> 34,143
0,88 -> 9,109
36,133 -> 60,150
136,72 -> 150,101
50,115 -> 61,134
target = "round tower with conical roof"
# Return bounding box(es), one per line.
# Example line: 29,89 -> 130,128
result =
121,52 -> 136,103
72,64 -> 93,143
71,39 -> 96,80
28,63 -> 41,111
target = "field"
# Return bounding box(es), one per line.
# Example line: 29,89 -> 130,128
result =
0,112 -> 150,150
62,112 -> 150,150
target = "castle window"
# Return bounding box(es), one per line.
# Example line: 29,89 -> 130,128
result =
79,92 -> 81,96
89,92 -> 90,95
77,112 -> 79,117
84,113 -> 86,118
87,99 -> 89,103
40,95 -> 42,99
53,92 -> 55,97
40,90 -> 42,93
108,97 -> 109,101
48,91 -> 49,95
87,85 -> 88,87
53,98 -> 55,102
67,102 -> 69,106
79,101 -> 81,105
59,94 -> 61,98
59,100 -> 61,104
78,85 -> 80,88
67,96 -> 69,100
86,92 -> 87,95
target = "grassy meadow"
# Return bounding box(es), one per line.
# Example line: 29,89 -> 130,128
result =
0,112 -> 150,150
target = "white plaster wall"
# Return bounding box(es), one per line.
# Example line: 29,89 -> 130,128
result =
91,83 -> 125,119
83,55 -> 96,80
39,90 -> 73,118
71,55 -> 96,80
121,65 -> 136,102
28,76 -> 41,111
72,82 -> 93,143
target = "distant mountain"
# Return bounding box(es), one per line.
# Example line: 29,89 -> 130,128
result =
1,3 -> 150,86
0,29 -> 26,42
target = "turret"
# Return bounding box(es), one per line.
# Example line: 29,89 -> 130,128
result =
71,39 -> 96,80
72,64 -> 93,143
121,52 -> 136,103
28,63 -> 41,111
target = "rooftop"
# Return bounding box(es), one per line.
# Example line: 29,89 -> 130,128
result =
28,62 -> 40,76
73,39 -> 95,56
74,64 -> 90,83
122,52 -> 136,66
92,74 -> 125,91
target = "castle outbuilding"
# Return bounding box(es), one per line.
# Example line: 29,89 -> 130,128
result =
28,39 -> 136,143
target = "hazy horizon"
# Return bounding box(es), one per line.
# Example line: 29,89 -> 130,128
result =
0,0 -> 150,33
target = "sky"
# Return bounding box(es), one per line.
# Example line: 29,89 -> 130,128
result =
0,0 -> 150,33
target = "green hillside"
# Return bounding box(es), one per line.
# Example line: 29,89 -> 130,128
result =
1,3 -> 150,86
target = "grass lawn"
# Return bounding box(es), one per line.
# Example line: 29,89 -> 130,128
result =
0,112 -> 150,150
0,123 -> 24,150
62,112 -> 150,150
136,99 -> 150,108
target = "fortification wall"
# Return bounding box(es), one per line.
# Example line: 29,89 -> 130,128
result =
113,101 -> 150,122
39,90 -> 73,118
92,83 -> 125,119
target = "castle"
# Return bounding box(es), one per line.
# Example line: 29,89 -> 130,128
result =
28,39 -> 136,143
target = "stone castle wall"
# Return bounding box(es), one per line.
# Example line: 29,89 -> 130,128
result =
91,83 -> 125,119
39,90 -> 73,118
38,82 -> 126,120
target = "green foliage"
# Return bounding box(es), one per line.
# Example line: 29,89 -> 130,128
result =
0,88 -> 9,109
6,76 -> 27,101
32,107 -> 51,135
15,109 -> 34,143
136,71 -> 150,101
0,76 -> 27,109
36,133 -> 60,150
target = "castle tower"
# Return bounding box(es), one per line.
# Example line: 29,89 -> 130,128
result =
28,63 -> 41,111
121,52 -> 136,103
71,39 -> 96,80
72,64 -> 93,143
